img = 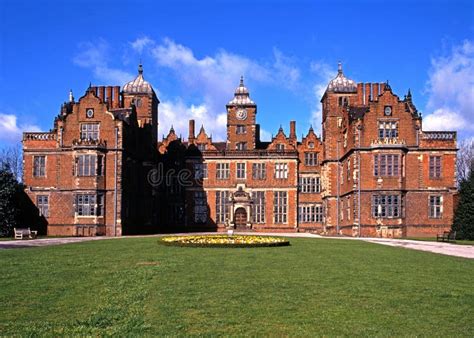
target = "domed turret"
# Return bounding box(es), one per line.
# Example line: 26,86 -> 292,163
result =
227,76 -> 255,106
123,63 -> 154,94
327,62 -> 357,93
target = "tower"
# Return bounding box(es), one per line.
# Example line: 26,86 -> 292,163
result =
226,77 -> 258,150
321,63 -> 358,230
122,63 -> 160,143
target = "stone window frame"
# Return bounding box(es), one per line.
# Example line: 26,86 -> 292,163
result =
371,194 -> 401,218
252,191 -> 265,224
298,204 -> 323,223
274,162 -> 288,179
273,190 -> 288,224
37,195 -> 49,217
75,193 -> 104,217
252,163 -> 266,180
378,120 -> 398,139
216,162 -> 230,180
429,195 -> 443,219
80,123 -> 100,141
374,154 -> 400,177
75,154 -> 101,177
276,143 -> 285,151
236,162 -> 246,179
298,176 -> 321,193
33,155 -> 46,178
429,155 -> 442,179
194,163 -> 208,180
236,125 -> 246,134
216,190 -> 230,224
304,152 -> 318,166
236,142 -> 247,151
194,191 -> 208,223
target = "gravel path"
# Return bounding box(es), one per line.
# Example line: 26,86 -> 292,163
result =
1,233 -> 472,259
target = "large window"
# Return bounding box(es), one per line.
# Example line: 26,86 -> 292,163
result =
378,121 -> 398,139
194,163 -> 208,179
252,191 -> 265,223
429,156 -> 442,178
304,152 -> 317,166
274,191 -> 288,223
274,162 -> 288,179
33,155 -> 46,177
216,163 -> 230,179
216,191 -> 230,223
76,194 -> 103,216
236,163 -> 246,179
252,163 -> 266,180
80,123 -> 100,141
298,204 -> 323,223
429,195 -> 442,218
374,154 -> 399,176
194,191 -> 208,223
299,176 -> 321,193
372,195 -> 401,218
37,195 -> 49,217
76,154 -> 102,176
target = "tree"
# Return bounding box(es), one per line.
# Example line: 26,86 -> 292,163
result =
0,145 -> 23,182
0,166 -> 22,237
452,161 -> 474,240
456,138 -> 474,185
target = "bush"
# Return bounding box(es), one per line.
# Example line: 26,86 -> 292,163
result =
452,162 -> 474,240
0,166 -> 22,237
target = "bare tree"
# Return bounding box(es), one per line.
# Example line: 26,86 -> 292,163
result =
457,138 -> 474,185
0,145 -> 23,182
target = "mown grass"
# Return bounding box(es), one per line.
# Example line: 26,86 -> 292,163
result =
0,237 -> 473,336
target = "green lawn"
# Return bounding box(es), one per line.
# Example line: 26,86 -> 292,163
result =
0,237 -> 473,336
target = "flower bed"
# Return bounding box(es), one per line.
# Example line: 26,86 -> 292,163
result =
159,235 -> 290,248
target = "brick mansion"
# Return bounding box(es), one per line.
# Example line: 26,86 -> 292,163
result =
22,63 -> 458,237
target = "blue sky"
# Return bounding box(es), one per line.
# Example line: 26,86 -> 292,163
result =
0,0 -> 473,146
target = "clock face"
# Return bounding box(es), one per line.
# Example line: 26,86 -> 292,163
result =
384,106 -> 392,116
236,108 -> 247,120
86,108 -> 94,118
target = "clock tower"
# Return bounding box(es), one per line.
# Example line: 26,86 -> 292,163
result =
226,76 -> 258,150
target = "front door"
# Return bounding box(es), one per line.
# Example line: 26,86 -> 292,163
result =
234,207 -> 247,230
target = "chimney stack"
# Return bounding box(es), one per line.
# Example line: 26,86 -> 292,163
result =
113,86 -> 121,108
189,119 -> 195,142
106,86 -> 113,107
290,120 -> 296,140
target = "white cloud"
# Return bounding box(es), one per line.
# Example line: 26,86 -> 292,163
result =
130,36 -> 154,54
260,128 -> 272,141
73,39 -> 134,85
423,40 -> 474,133
146,38 -> 306,140
158,99 -> 227,141
0,113 -> 41,142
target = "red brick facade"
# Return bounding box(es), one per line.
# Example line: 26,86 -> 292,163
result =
23,64 -> 457,237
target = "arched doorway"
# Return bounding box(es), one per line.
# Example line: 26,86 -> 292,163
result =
234,207 -> 247,230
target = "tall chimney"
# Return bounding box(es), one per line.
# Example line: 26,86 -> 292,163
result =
98,86 -> 105,102
290,120 -> 296,140
364,83 -> 372,104
189,119 -> 195,142
113,86 -> 121,108
357,83 -> 364,105
372,83 -> 379,101
106,86 -> 113,107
